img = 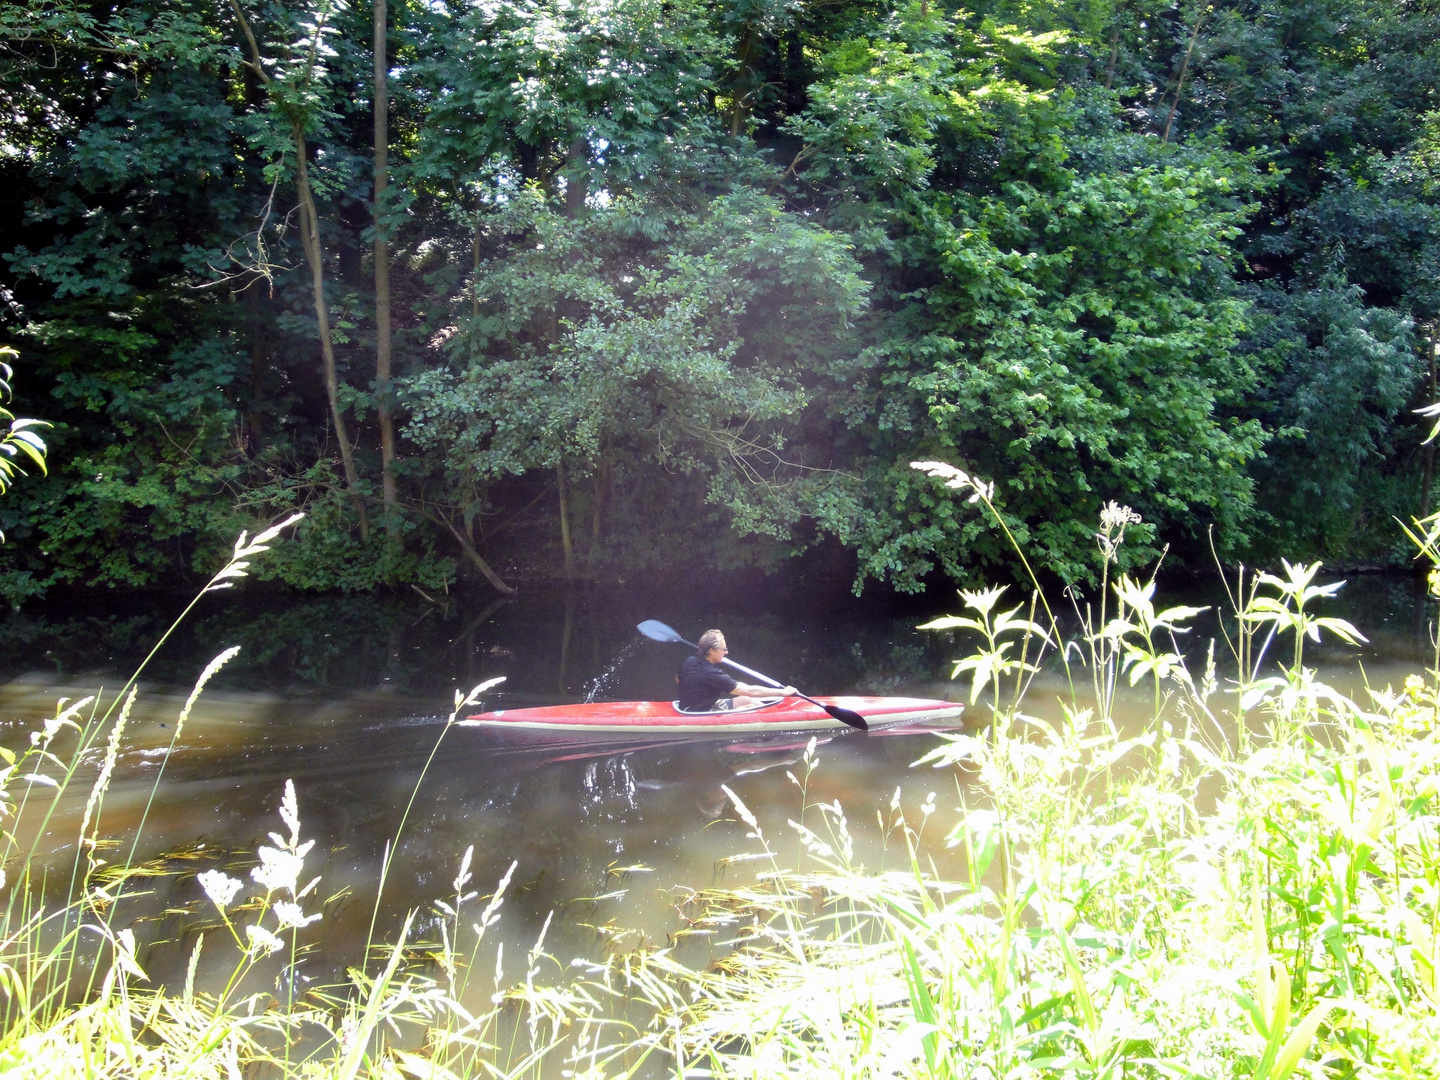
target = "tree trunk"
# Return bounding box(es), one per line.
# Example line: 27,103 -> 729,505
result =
557,461 -> 576,581
1422,330 -> 1437,519
295,122 -> 369,538
730,23 -> 761,136
1162,5 -> 1209,144
564,136 -> 589,216
1104,22 -> 1120,91
420,507 -> 514,595
374,0 -> 398,534
552,141 -> 588,582
472,191 -> 482,317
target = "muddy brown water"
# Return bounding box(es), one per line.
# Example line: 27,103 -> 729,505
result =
0,573 -> 1430,1003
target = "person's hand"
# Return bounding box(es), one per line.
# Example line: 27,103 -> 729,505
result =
780,685 -> 797,696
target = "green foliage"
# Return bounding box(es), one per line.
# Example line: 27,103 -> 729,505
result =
0,348 -> 48,502
245,483 -> 459,592
403,185 -> 870,572
5,0 -> 1440,595
1243,280 -> 1423,562
917,584 -> 1046,712
804,51 -> 1268,585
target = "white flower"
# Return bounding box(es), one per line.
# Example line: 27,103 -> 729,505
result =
273,900 -> 322,929
246,924 -> 284,957
278,778 -> 301,848
252,845 -> 307,896
721,784 -> 760,832
910,460 -> 996,503
1100,501 -> 1142,531
198,870 -> 244,910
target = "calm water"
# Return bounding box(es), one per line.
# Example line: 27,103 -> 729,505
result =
0,571 -> 1431,996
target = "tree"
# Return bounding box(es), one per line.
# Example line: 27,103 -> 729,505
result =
763,11 -> 1266,586
230,0 -> 370,536
403,187 -> 869,577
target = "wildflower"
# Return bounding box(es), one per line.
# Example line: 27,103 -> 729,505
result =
80,687 -> 137,846
252,845 -> 310,896
1097,502 -> 1142,557
207,513 -> 305,592
721,784 -> 760,832
273,900 -> 322,929
473,860 -> 518,939
910,460 -> 996,502
453,844 -> 475,898
270,778 -> 301,846
198,869 -> 244,911
1100,502 -> 1142,532
246,924 -> 285,957
175,646 -> 241,740
252,779 -> 314,896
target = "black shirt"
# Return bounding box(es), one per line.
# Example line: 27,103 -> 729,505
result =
677,655 -> 736,712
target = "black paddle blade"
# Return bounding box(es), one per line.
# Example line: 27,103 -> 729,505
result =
825,705 -> 868,731
636,620 -> 687,645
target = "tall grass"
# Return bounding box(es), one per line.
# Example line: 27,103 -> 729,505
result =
0,519 -> 631,1079
3,478 -> 1440,1079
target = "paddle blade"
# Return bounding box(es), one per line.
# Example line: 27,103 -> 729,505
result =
825,704 -> 868,732
637,620 -> 686,645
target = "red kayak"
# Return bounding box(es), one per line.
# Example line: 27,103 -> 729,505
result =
461,695 -> 964,734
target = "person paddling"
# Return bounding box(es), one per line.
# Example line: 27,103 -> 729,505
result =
677,629 -> 795,712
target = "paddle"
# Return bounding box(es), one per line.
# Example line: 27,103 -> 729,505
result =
636,620 -> 868,731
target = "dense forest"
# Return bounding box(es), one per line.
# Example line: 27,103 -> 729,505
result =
1,0 -> 1438,600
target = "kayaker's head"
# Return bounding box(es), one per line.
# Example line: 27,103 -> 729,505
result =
696,629 -> 727,663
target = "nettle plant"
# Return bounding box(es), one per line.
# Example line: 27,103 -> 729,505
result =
911,460 -> 1372,735
893,460 -> 1440,1077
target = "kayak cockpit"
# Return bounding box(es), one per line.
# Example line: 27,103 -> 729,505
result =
672,697 -> 784,716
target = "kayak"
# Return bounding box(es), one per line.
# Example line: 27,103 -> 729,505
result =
460,695 -> 964,734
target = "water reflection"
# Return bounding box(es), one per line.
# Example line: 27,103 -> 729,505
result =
0,582 -> 966,702
0,571 -> 1431,997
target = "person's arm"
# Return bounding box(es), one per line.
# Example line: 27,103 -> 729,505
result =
729,682 -> 795,697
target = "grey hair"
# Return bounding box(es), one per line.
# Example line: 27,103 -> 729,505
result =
696,629 -> 724,656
